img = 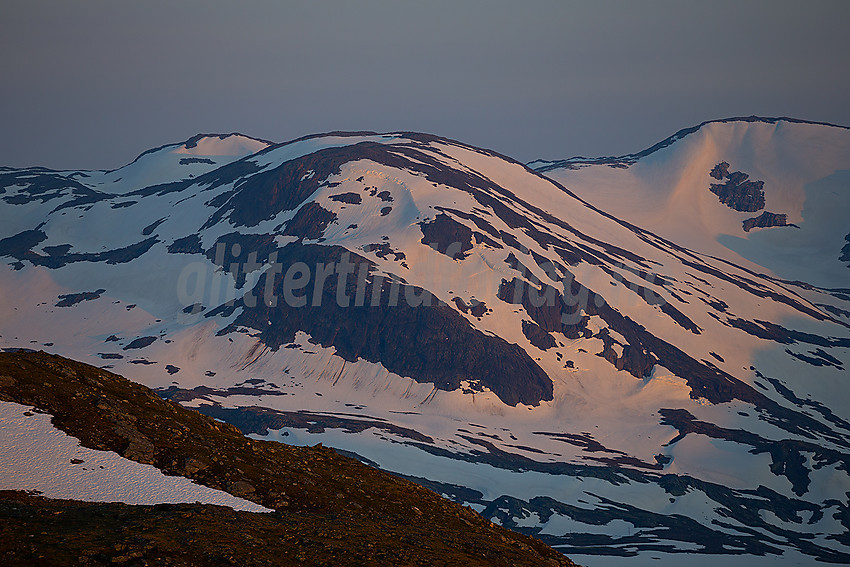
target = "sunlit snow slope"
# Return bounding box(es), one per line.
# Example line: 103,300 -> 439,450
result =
533,117 -> 850,288
1,122 -> 849,565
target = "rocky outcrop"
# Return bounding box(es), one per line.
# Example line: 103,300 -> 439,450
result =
419,213 -> 474,260
0,231 -> 157,269
282,202 -> 337,240
453,297 -> 488,317
55,289 -> 106,308
522,320 -> 557,350
709,162 -> 766,212
167,234 -> 203,254
742,211 -> 793,232
328,192 -> 362,204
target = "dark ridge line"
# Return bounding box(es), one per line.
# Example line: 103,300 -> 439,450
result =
8,116 -> 847,175
248,130 -> 523,173
530,116 -> 850,172
698,253 -> 850,330
183,132 -> 274,149
245,130 -> 384,161
631,116 -> 850,161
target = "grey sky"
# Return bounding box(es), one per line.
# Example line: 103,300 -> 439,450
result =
2,0 -> 849,170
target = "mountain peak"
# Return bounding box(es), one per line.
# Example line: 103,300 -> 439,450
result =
178,132 -> 272,156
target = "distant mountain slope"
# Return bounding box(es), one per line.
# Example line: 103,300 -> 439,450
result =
1,122 -> 849,565
0,351 -> 576,567
533,117 -> 850,288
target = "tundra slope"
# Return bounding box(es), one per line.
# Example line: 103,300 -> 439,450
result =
0,350 -> 575,567
1,118 -> 849,564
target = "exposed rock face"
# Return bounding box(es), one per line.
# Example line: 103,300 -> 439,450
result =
0,229 -> 48,259
419,213 -> 474,260
55,289 -> 106,308
452,297 -> 488,317
709,162 -> 730,180
328,192 -> 362,204
742,211 -> 793,232
362,242 -> 406,262
709,161 -> 766,211
842,232 -> 850,266
228,243 -> 554,407
0,230 -> 157,269
179,157 -> 215,165
522,320 -> 556,350
122,337 -> 157,350
282,202 -> 337,241
167,234 -> 202,254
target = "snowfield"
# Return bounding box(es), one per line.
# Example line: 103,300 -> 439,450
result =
0,400 -> 271,512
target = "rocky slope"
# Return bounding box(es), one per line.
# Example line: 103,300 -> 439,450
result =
0,350 -> 576,567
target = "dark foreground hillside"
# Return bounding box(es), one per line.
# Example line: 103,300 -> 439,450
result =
0,351 -> 578,566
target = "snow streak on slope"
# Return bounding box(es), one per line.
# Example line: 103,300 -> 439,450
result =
1,122 -> 850,564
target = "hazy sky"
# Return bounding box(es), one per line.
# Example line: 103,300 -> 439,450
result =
2,0 -> 850,170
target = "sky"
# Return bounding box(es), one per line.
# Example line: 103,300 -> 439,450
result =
2,0 -> 850,170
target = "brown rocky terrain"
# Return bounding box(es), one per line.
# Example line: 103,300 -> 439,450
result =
0,350 -> 578,566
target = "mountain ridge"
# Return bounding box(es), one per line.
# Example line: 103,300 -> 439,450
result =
529,115 -> 850,171
1,119 -> 849,564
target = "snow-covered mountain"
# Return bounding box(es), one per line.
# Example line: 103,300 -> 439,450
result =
532,117 -> 850,289
2,119 -> 849,565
